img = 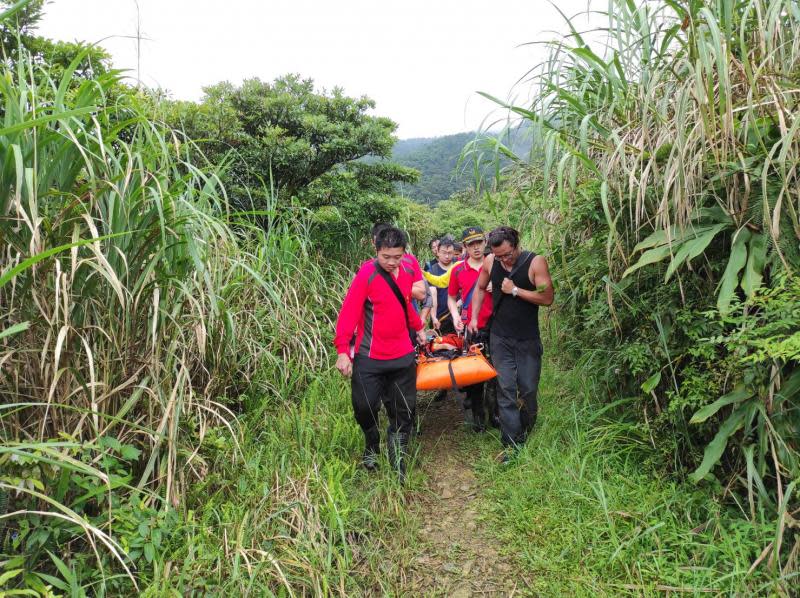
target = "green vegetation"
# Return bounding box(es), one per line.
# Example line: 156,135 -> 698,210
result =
388,126 -> 532,205
390,133 -> 477,204
1,0 -> 798,595
476,0 -> 799,589
167,75 -> 419,244
476,338 -> 782,595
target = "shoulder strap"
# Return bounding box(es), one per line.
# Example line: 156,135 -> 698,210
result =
373,262 -> 412,334
486,251 -> 532,329
461,274 -> 480,310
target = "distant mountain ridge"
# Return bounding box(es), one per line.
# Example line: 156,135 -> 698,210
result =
391,132 -> 476,205
388,127 -> 533,205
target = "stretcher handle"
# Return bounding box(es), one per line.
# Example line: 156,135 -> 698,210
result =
461,328 -> 471,356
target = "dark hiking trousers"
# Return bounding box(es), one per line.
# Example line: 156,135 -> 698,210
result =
464,381 -> 485,427
490,333 -> 543,447
351,353 -> 417,450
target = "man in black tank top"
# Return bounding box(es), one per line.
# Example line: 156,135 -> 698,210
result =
467,226 -> 554,457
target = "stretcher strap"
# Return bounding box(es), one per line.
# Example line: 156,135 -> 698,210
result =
447,360 -> 460,391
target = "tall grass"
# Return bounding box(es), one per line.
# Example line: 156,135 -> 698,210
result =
0,16 -> 338,592
476,0 -> 799,580
475,347 -> 788,595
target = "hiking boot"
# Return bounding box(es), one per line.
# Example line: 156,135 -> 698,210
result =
496,449 -> 512,465
471,412 -> 486,433
471,406 -> 486,433
362,448 -> 379,472
362,426 -> 380,471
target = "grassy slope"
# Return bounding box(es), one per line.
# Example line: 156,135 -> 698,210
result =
141,369 -> 425,596
471,327 -> 781,596
138,323 -> 784,596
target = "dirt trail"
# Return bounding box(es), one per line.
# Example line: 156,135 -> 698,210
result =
403,394 -> 521,597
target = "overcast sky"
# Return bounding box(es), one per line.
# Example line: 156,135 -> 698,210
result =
37,0 -> 596,139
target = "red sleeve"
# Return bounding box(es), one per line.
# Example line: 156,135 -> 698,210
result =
334,265 -> 370,355
407,296 -> 423,331
447,264 -> 461,298
404,254 -> 423,282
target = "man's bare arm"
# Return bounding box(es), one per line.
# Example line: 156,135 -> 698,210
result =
447,293 -> 460,325
499,254 -> 553,306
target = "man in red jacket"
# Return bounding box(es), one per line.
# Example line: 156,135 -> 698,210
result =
335,226 -> 427,481
448,226 -> 494,431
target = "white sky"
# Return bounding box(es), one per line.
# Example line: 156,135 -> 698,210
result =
37,0 -> 597,138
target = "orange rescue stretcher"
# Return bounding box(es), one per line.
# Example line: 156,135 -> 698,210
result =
416,333 -> 497,391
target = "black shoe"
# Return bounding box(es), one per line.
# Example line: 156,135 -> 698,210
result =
472,413 -> 486,433
362,448 -> 378,472
433,390 -> 447,402
489,414 -> 501,429
362,427 -> 380,471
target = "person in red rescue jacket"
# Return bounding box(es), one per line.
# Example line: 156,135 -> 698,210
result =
335,226 -> 426,481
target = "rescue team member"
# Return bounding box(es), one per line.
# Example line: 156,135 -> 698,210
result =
335,227 -> 427,481
468,226 -> 554,458
448,226 -> 494,431
371,223 -> 427,305
429,236 -> 457,335
423,237 -> 440,272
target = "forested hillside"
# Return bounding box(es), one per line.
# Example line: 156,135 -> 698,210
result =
390,133 -> 475,204
390,127 -> 532,204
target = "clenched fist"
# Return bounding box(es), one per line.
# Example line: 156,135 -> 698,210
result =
501,278 -> 515,294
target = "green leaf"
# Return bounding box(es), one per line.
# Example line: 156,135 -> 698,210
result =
120,444 -> 142,461
717,228 -> 751,313
144,542 -> 155,563
622,245 -> 673,278
664,224 -> 728,280
0,0 -> 38,23
138,522 -> 150,538
777,369 -> 800,402
632,227 -> 676,253
741,233 -> 768,298
689,406 -> 748,482
641,372 -> 661,393
99,436 -> 123,452
46,551 -> 74,585
0,106 -> 96,137
151,527 -> 163,548
0,321 -> 30,340
0,232 -> 130,290
690,387 -> 753,424
0,569 -> 23,586
29,572 -> 69,592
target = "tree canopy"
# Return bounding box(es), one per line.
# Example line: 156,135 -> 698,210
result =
168,75 -> 419,241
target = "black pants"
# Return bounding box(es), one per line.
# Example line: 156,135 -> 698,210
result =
463,327 -> 491,425
351,353 -> 417,447
490,333 -> 543,447
465,381 -> 485,423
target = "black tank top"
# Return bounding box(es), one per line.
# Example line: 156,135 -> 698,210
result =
490,251 -> 540,340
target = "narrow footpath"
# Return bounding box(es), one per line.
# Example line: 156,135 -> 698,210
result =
402,394 -> 521,597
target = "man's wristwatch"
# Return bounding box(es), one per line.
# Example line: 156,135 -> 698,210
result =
512,286 -> 519,297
